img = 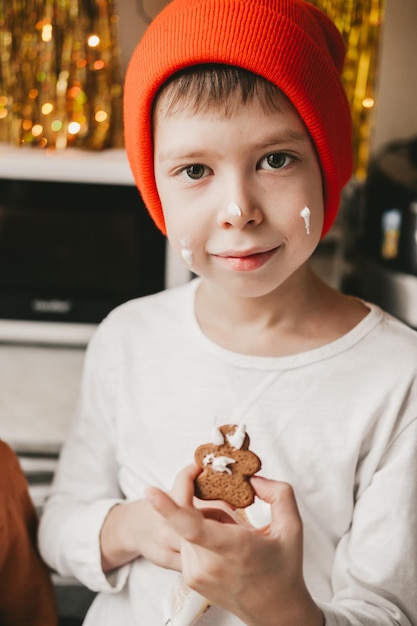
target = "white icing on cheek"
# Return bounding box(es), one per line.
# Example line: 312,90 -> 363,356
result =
181,247 -> 193,266
203,453 -> 236,475
180,237 -> 193,266
228,202 -> 242,217
300,206 -> 311,234
226,423 -> 246,449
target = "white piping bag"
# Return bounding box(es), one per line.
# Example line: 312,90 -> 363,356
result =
162,499 -> 272,625
163,576 -> 210,625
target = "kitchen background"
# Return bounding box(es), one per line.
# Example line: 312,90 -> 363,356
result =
0,0 -> 416,623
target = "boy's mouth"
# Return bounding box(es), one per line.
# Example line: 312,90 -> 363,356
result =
212,246 -> 280,272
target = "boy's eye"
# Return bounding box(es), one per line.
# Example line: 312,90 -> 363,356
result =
182,164 -> 206,180
261,152 -> 293,170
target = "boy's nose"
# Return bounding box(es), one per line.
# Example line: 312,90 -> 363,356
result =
217,199 -> 263,229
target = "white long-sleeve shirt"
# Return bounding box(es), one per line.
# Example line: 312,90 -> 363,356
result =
39,278 -> 417,625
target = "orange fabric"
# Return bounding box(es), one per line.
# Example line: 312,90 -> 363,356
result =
0,441 -> 58,626
124,0 -> 353,238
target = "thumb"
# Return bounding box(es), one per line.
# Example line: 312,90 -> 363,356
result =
250,476 -> 302,536
170,464 -> 201,507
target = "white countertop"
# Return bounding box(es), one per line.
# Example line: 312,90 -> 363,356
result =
0,145 -> 135,185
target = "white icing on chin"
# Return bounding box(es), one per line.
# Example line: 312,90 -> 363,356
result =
203,453 -> 236,475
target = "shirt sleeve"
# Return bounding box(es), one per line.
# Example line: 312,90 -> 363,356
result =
0,441 -> 58,625
319,415 -> 417,626
38,322 -> 131,593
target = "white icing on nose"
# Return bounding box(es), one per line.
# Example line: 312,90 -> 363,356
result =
228,202 -> 242,217
300,206 -> 311,234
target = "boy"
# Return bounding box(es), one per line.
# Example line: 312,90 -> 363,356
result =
0,440 -> 58,625
39,1 -> 417,625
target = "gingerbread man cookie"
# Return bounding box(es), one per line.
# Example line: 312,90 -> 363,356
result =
194,424 -> 261,508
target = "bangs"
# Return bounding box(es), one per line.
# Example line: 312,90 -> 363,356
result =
153,64 -> 291,119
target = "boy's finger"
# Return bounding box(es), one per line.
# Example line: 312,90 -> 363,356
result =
147,486 -> 242,553
146,486 -> 207,543
170,464 -> 201,507
250,476 -> 302,538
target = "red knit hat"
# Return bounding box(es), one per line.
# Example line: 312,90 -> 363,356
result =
124,0 -> 353,237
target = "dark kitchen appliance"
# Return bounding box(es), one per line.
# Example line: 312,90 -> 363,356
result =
342,136 -> 417,328
0,178 -> 166,329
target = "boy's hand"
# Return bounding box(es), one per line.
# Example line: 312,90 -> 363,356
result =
100,466 -> 198,573
146,466 -> 323,626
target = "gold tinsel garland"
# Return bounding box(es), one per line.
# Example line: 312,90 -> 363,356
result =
0,0 -> 123,150
307,0 -> 385,178
0,1 -> 384,159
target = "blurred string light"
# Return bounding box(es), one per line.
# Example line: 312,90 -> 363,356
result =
307,0 -> 385,179
0,0 -> 124,150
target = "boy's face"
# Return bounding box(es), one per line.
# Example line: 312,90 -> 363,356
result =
154,94 -> 324,299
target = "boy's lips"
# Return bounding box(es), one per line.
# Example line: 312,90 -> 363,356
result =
212,246 -> 280,272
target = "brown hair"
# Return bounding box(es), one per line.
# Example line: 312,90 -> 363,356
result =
153,64 -> 291,120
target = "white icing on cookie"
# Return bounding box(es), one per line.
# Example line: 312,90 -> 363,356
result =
211,426 -> 225,445
226,423 -> 246,449
203,453 -> 236,475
